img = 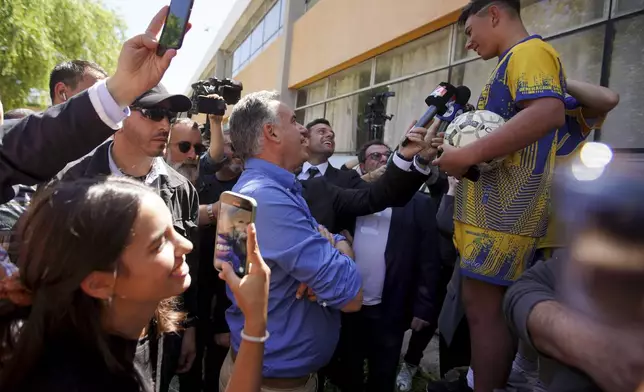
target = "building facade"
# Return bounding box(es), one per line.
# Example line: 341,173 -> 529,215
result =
188,0 -> 644,157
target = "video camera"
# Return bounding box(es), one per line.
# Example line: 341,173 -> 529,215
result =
190,78 -> 243,116
364,91 -> 395,140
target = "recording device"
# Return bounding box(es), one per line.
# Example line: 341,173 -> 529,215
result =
156,0 -> 194,56
364,91 -> 396,140
436,86 -> 472,134
190,78 -> 244,116
214,192 -> 257,277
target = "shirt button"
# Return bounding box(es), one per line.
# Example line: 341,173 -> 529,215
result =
321,302 -> 327,307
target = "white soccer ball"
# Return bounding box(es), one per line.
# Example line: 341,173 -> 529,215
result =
444,110 -> 507,172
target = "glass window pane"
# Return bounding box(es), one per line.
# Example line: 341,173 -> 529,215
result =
239,37 -> 250,66
296,104 -> 325,127
383,69 -> 450,147
296,80 -> 327,107
375,27 -> 451,84
521,0 -> 607,36
264,2 -> 280,41
328,61 -> 372,98
601,15 -> 644,148
452,27 -> 478,63
232,49 -> 241,73
250,21 -> 264,55
612,0 -> 644,16
326,92 -> 375,153
278,0 -> 284,28
449,58 -> 497,107
548,26 -> 604,84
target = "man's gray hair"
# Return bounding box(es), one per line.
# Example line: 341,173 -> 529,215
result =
228,91 -> 281,161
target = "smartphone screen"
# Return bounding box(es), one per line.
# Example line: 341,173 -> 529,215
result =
214,193 -> 256,277
158,0 -> 193,52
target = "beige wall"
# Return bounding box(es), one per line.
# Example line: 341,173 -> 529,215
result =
235,35 -> 284,95
289,0 -> 468,88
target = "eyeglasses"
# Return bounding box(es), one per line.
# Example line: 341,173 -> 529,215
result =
368,152 -> 391,161
131,106 -> 177,122
177,141 -> 207,155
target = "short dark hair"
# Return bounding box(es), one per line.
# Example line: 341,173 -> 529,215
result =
49,60 -> 107,101
458,0 -> 521,26
358,140 -> 391,164
305,118 -> 331,131
3,108 -> 35,120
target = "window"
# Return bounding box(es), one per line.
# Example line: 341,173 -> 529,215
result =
549,26 -> 604,84
264,0 -> 282,41
374,27 -> 451,84
232,0 -> 283,75
450,59 -> 497,106
328,61 -> 371,98
521,0 -> 607,36
383,70 -> 450,147
296,80 -> 326,107
325,91 -> 375,153
612,0 -> 644,16
295,104 -> 325,127
601,15 -> 644,148
250,20 -> 264,56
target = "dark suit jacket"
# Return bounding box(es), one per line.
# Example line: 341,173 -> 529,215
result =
0,91 -> 115,204
302,162 -> 427,234
61,142 -> 200,322
324,164 -> 365,189
380,193 -> 442,331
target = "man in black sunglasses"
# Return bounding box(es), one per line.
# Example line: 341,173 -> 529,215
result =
61,83 -> 201,392
167,118 -> 205,184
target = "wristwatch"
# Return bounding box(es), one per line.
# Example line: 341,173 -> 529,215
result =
206,203 -> 215,222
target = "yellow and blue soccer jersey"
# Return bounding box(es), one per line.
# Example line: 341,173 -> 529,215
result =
454,35 -> 566,238
538,107 -> 606,250
454,35 -> 566,285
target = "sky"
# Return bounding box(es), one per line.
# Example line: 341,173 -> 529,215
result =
104,0 -> 237,94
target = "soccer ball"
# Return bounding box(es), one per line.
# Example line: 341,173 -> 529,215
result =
444,110 -> 507,172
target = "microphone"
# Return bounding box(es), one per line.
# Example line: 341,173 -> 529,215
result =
400,82 -> 458,147
436,86 -> 472,135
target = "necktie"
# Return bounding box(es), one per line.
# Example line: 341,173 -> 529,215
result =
306,166 -> 320,180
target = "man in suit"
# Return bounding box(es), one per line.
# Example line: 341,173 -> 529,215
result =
297,118 -> 364,188
334,140 -> 442,392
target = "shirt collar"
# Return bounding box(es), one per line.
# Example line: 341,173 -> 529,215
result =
301,161 -> 329,177
107,143 -> 168,186
499,34 -> 543,62
245,158 -> 298,190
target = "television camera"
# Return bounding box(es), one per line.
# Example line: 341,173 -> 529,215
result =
189,78 -> 243,116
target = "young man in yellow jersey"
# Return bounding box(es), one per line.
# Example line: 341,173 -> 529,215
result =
434,1 -> 567,390
536,79 -> 619,258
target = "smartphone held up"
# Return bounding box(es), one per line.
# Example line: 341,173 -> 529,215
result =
214,192 -> 257,278
157,0 -> 194,56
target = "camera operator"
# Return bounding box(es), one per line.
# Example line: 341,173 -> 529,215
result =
0,6 -> 184,205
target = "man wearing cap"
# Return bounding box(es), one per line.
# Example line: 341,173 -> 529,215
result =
62,84 -> 200,392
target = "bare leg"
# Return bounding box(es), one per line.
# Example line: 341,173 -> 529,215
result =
462,276 -> 515,392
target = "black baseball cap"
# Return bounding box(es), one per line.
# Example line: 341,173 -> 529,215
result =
132,84 -> 192,113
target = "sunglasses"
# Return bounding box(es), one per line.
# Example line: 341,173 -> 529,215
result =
131,106 -> 177,122
368,152 -> 392,161
177,141 -> 207,155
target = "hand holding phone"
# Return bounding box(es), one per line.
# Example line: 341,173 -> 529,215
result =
156,0 -> 194,56
214,192 -> 257,277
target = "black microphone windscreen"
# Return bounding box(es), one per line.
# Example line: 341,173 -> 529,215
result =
456,86 -> 472,105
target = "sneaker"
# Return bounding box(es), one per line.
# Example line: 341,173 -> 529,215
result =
396,362 -> 418,391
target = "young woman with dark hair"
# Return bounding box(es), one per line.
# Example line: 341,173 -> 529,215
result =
0,176 -> 271,392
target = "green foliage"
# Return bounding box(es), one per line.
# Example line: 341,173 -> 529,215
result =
0,0 -> 126,109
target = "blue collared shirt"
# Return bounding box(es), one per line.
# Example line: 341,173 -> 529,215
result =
227,158 -> 362,378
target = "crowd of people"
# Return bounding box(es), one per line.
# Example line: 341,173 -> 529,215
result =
0,1 -> 643,392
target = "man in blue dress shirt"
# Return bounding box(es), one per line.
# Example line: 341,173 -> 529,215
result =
218,91 -> 433,392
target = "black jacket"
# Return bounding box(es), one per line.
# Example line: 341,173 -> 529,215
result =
61,141 -> 200,321
302,162 -> 428,234
0,91 -> 115,204
324,164 -> 365,189
381,192 -> 442,330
